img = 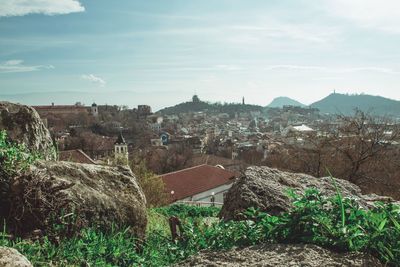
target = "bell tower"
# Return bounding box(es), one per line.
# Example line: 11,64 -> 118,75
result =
91,102 -> 98,117
114,132 -> 128,164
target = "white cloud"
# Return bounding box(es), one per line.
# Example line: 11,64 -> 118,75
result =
0,59 -> 54,73
264,64 -> 399,74
264,65 -> 327,71
0,0 -> 84,17
214,65 -> 242,71
81,74 -> 106,87
324,0 -> 400,33
229,23 -> 338,44
341,67 -> 399,74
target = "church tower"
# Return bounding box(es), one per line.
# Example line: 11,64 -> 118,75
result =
114,132 -> 128,164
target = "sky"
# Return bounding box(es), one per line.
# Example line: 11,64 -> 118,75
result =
0,0 -> 400,110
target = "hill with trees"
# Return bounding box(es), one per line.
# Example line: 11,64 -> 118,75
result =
157,95 -> 264,116
310,93 -> 400,116
267,96 -> 306,108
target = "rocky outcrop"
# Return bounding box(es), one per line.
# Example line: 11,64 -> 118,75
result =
220,166 -> 398,220
4,160 -> 147,239
0,247 -> 32,267
176,243 -> 382,267
0,101 -> 56,160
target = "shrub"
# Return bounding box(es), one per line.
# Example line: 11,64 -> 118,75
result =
131,161 -> 169,207
0,130 -> 38,176
0,130 -> 39,223
154,204 -> 220,218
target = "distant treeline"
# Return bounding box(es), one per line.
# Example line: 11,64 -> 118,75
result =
158,100 -> 264,116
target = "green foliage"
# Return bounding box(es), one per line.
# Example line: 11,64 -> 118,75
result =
0,130 -> 38,176
131,160 -> 169,207
1,191 -> 399,266
0,226 -> 141,266
154,204 -> 220,218
159,100 -> 264,116
0,130 -> 39,211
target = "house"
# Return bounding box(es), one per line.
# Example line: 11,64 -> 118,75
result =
282,124 -> 316,137
161,164 -> 235,206
59,149 -> 97,164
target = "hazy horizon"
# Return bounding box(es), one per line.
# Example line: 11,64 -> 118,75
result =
1,0 -> 400,110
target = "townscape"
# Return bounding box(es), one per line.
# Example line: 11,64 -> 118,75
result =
30,93 -> 400,206
1,1 -> 400,266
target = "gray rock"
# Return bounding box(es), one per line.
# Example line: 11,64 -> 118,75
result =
0,101 -> 56,160
220,166 -> 398,220
5,160 -> 147,239
176,243 -> 382,267
0,247 -> 32,267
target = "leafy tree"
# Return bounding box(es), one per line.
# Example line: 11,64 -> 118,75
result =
130,159 -> 168,207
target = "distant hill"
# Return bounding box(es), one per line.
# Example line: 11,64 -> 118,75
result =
310,93 -> 400,116
267,97 -> 305,108
158,100 -> 264,116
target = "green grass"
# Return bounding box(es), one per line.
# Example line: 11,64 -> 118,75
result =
153,204 -> 220,218
1,192 -> 399,266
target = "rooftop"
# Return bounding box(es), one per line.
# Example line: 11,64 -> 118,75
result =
161,164 -> 235,203
59,149 -> 96,164
114,132 -> 126,145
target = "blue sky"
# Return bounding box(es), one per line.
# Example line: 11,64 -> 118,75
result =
0,0 -> 400,110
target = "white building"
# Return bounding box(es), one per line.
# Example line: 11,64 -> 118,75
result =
161,164 -> 235,206
91,102 -> 98,117
114,132 -> 128,163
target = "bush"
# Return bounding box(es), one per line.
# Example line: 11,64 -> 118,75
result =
0,130 -> 38,176
0,130 -> 39,224
130,161 -> 168,207
154,204 -> 220,218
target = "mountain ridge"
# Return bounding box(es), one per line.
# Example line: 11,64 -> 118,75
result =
310,93 -> 400,116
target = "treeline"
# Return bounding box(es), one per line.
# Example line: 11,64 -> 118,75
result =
158,100 -> 264,116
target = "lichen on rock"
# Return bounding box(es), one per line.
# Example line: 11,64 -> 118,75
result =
0,101 -> 56,160
0,247 -> 33,267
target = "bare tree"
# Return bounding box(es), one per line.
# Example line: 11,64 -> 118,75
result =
266,110 -> 400,199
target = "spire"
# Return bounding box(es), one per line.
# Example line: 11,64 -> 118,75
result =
115,132 -> 126,145
242,96 -> 245,105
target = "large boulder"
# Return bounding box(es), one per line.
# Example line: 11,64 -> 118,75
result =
0,247 -> 32,267
0,101 -> 56,160
3,160 -> 147,239
176,243 -> 382,267
220,166 -> 398,220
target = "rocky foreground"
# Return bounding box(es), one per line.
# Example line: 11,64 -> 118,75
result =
0,247 -> 32,267
220,166 -> 399,220
177,243 -> 382,267
0,101 -> 56,160
0,101 -> 147,239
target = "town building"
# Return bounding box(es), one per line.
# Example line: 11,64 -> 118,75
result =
114,132 -> 128,163
91,102 -> 98,117
59,149 -> 97,164
161,164 -> 235,206
33,103 -> 89,117
137,105 -> 152,116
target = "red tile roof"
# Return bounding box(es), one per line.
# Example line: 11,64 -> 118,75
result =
33,105 -> 87,110
59,149 -> 96,164
161,164 -> 235,202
